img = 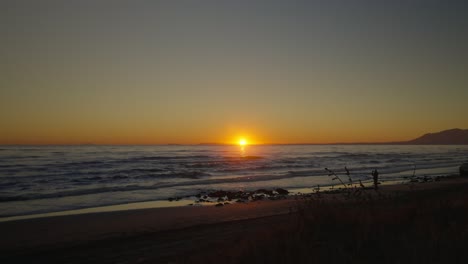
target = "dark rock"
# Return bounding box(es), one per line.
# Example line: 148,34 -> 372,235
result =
252,194 -> 265,201
276,188 -> 289,195
208,190 -> 228,198
227,191 -> 244,200
215,203 -> 224,207
255,189 -> 274,196
168,197 -> 175,202
460,163 -> 468,176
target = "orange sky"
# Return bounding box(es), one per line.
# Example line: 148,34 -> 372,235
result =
1,2 -> 467,145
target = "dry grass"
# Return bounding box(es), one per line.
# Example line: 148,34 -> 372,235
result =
226,181 -> 468,264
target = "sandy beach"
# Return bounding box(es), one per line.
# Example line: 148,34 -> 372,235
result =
2,175 -> 468,263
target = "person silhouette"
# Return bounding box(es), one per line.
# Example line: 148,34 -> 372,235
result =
372,169 -> 379,190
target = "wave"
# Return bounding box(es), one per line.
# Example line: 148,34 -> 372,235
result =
358,160 -> 381,164
59,160 -> 107,167
0,167 -> 211,182
71,176 -> 103,182
217,163 -> 314,173
128,155 -> 212,161
0,164 -> 28,168
0,162 -> 459,203
0,155 -> 42,160
135,171 -> 210,179
0,155 -> 215,171
0,181 -> 18,187
117,168 -> 164,174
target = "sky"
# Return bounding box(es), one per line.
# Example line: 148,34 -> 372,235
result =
1,0 -> 467,144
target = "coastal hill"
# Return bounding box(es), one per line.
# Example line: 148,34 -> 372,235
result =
405,128 -> 468,145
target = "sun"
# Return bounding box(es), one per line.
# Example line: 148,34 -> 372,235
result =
239,139 -> 247,146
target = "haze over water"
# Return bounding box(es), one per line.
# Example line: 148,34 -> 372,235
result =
1,145 -> 467,217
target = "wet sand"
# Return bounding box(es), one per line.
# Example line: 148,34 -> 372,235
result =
0,198 -> 296,251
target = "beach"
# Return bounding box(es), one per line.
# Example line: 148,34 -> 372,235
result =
2,175 -> 468,263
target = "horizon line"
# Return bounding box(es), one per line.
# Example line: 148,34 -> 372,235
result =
4,142 -> 465,147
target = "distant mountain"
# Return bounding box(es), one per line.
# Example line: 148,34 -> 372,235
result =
405,129 -> 468,145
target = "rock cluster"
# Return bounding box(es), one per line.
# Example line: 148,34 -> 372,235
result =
167,188 -> 290,206
194,188 -> 289,205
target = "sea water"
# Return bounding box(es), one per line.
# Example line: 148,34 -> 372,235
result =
0,145 -> 467,218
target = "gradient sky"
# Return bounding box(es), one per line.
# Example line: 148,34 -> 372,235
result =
1,0 -> 467,144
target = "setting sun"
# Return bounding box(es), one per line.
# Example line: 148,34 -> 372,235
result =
239,139 -> 247,146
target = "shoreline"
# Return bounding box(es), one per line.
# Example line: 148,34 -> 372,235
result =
1,175 -> 466,252
0,165 -> 459,222
0,179 -> 440,223
0,172 -> 455,223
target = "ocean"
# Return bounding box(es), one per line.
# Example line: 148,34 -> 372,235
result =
1,145 -> 467,218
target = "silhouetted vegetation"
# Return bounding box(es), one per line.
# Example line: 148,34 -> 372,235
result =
210,178 -> 468,264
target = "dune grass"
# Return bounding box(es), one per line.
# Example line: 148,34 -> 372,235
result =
185,178 -> 468,264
